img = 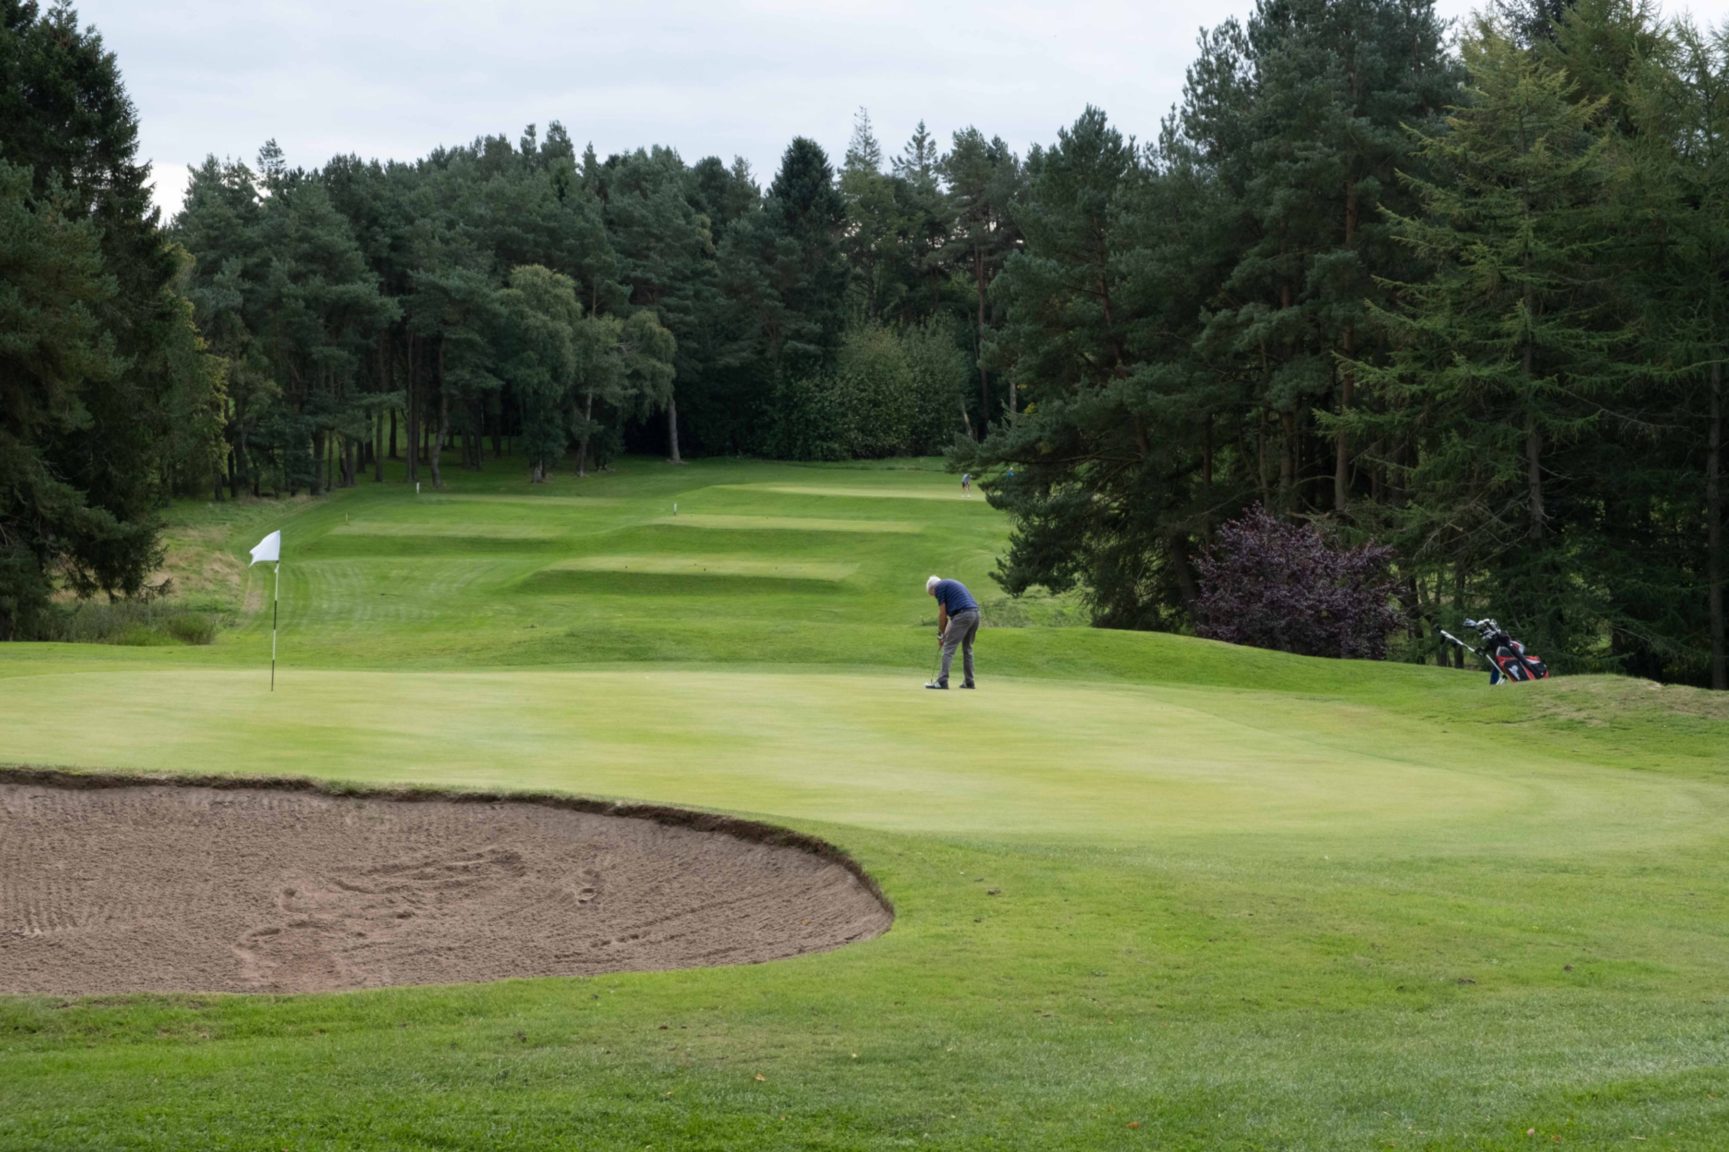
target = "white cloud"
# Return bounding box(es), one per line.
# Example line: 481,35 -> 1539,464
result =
147,162 -> 191,224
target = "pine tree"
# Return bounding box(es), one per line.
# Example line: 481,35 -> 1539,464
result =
972,108 -> 1202,625
596,147 -> 715,462
0,0 -> 219,631
177,156 -> 271,495
765,136 -> 850,378
1362,19 -> 1623,657
889,121 -> 953,321
840,108 -> 903,319
0,159 -> 128,636
1618,17 -> 1729,686
1193,0 -> 1457,515
892,120 -> 941,190
255,176 -> 396,492
941,128 -> 1022,422
690,155 -> 758,229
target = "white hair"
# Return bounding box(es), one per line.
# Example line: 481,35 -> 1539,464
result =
926,575 -> 941,592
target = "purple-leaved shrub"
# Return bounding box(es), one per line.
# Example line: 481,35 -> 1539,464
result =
1195,506 -> 1404,659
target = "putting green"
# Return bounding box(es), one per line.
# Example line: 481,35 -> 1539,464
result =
0,665 -> 1714,853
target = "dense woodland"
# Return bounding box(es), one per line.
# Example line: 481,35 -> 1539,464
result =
1,0 -> 1724,688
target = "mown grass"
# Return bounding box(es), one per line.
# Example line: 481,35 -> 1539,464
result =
1,455 -> 1727,1151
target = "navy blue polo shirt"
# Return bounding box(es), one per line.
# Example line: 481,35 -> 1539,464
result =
932,579 -> 979,615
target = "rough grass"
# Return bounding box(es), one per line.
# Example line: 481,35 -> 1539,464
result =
1,455 -> 1726,1151
32,599 -> 217,647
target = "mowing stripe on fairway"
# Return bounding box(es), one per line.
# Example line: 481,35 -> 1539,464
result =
714,483 -> 979,502
328,521 -> 563,540
541,556 -> 859,581
646,514 -> 921,534
415,494 -> 627,507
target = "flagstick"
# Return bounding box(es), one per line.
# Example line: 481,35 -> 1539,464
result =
271,560 -> 279,692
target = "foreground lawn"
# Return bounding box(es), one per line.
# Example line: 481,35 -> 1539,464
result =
2,457 -> 1727,1150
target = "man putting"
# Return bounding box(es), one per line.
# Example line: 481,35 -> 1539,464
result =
926,575 -> 980,690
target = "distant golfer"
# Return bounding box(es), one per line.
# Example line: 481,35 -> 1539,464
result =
926,575 -> 980,690
960,472 -> 973,496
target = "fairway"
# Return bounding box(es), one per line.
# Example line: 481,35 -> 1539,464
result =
3,458 -> 1728,1150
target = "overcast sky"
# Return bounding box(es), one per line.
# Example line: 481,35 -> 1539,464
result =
67,0 -> 1729,221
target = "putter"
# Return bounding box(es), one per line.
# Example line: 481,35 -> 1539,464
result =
928,636 -> 942,687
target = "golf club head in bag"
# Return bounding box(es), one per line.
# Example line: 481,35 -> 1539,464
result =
1453,619 -> 1550,685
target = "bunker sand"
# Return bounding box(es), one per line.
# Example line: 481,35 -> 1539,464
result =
0,774 -> 891,996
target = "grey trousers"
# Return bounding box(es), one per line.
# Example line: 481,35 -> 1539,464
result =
939,608 -> 980,686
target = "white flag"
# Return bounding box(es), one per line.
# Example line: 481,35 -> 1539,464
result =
249,530 -> 281,567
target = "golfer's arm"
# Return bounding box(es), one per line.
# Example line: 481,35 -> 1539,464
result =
937,604 -> 949,633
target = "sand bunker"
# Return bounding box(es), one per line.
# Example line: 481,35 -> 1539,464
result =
0,772 -> 891,996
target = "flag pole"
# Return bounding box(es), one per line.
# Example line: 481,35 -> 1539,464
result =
249,530 -> 282,691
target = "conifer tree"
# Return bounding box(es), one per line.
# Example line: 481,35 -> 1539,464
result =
0,160 -> 127,636
942,128 -> 1022,421
596,147 -> 715,462
0,0 -> 220,632
1361,19 -> 1623,655
1619,17 -> 1729,686
1192,0 -> 1456,514
764,137 -> 850,378
840,108 -> 903,320
889,120 -> 953,320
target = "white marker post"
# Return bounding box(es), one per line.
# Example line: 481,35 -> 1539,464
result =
249,530 -> 283,691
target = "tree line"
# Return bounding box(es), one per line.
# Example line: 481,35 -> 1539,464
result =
2,0 -> 1723,688
969,0 -> 1725,690
172,112 -> 1005,497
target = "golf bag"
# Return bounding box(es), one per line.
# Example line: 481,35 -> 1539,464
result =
1439,618 -> 1551,685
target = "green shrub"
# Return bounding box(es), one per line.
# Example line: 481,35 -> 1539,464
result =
164,612 -> 216,645
38,600 -> 223,647
771,372 -> 850,460
770,321 -> 974,460
900,319 -> 972,451
834,324 -> 916,457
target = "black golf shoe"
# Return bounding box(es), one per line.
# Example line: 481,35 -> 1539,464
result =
925,681 -> 948,690
960,682 -> 976,689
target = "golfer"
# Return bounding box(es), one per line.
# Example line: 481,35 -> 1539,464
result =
926,575 -> 980,689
